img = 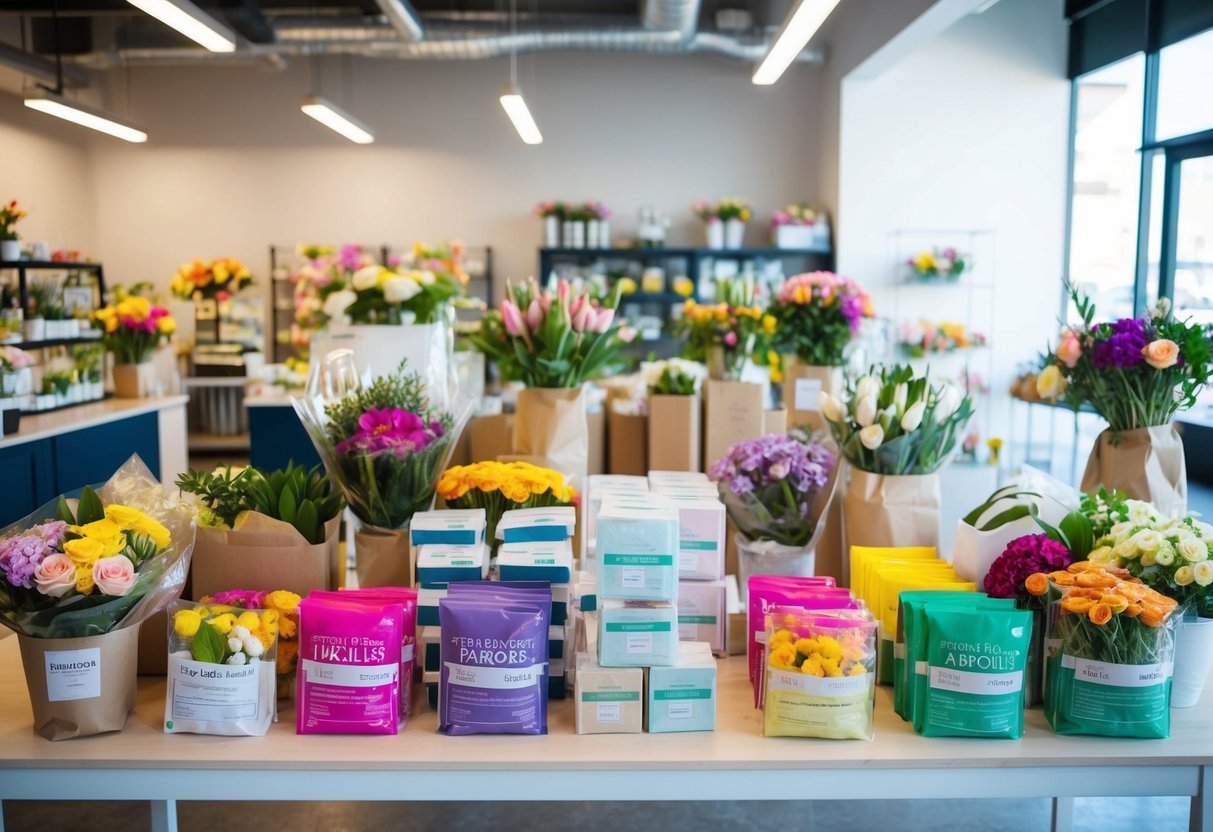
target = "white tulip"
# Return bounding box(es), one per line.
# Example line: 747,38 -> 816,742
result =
900,401 -> 926,432
855,395 -> 878,427
352,265 -> 382,291
415,269 -> 437,285
855,375 -> 880,400
893,383 -> 908,412
820,392 -> 844,423
859,424 -> 885,450
322,290 -> 357,319
383,275 -> 422,303
934,384 -> 961,422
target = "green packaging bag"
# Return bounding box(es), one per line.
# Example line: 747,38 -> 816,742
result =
917,606 -> 1032,738
874,567 -> 969,687
896,592 -> 1012,722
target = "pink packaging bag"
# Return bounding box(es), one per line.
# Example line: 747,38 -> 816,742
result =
311,588 -> 418,723
297,596 -> 403,735
746,576 -> 854,693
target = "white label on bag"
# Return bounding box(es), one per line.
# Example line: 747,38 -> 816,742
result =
768,669 -> 872,696
444,662 -> 545,690
794,378 -> 823,411
302,659 -> 399,688
929,666 -> 1023,695
626,633 -> 653,654
894,643 -> 906,659
170,657 -> 262,720
44,648 -> 101,702
1062,655 -> 1173,688
597,702 -> 622,723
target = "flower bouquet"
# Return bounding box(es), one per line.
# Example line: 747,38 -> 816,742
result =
822,365 -> 972,551
470,278 -> 627,486
762,608 -> 877,739
165,599 -> 279,735
288,243 -> 376,337
770,203 -> 828,249
710,433 -> 837,591
195,589 -> 302,700
92,295 -> 176,398
1,199 -> 27,260
401,240 -> 469,290
1043,290 -> 1212,516
898,320 -> 987,357
170,257 -> 255,302
906,247 -> 967,282
294,356 -> 469,588
1029,561 -> 1179,737
642,358 -> 707,472
175,463 -> 345,597
0,455 -> 195,739
693,197 -> 750,249
674,277 -> 775,382
437,461 -> 574,544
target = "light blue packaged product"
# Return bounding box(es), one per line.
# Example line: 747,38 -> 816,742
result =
417,586 -> 447,627
410,508 -> 486,546
596,504 -> 679,602
598,599 -> 679,667
647,470 -> 710,488
646,642 -> 718,733
497,539 -> 574,584
498,506 -> 576,543
415,543 -> 489,587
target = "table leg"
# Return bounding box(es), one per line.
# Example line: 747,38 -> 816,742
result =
1193,765 -> 1210,832
151,799 -> 178,832
1051,796 -> 1074,832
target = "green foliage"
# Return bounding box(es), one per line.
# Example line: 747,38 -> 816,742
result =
770,299 -> 852,366
962,486 -> 1042,531
176,463 -> 343,544
191,620 -> 225,664
652,366 -> 697,396
323,361 -> 447,446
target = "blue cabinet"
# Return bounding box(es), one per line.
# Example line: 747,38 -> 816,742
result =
0,440 -> 56,525
249,405 -> 321,471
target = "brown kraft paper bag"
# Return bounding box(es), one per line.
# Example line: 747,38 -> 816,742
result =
648,394 -> 701,473
19,626 -> 140,741
1081,424 -> 1187,518
764,408 -> 787,436
843,468 -> 942,580
782,359 -> 844,432
513,386 -> 589,488
587,409 -> 606,476
470,413 -> 514,463
191,514 -> 344,599
703,380 -> 765,473
608,409 -> 648,475
354,524 -> 413,588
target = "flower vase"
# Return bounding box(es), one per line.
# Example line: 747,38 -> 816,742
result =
1080,424 -> 1186,519
586,219 -> 602,249
571,221 -> 586,249
599,220 -> 611,248
705,221 -> 724,250
354,523 -> 414,589
17,626 -> 140,741
647,393 -> 701,473
561,221 -> 574,248
112,362 -> 153,399
1171,616 -> 1213,708
725,218 -> 746,249
0,239 -> 20,262
842,469 -> 942,576
782,358 -> 844,431
735,533 -> 816,602
24,318 -> 45,342
543,215 -> 560,247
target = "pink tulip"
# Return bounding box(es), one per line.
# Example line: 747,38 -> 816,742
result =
592,307 -> 615,333
724,331 -> 738,347
569,294 -> 586,323
539,291 -> 553,314
501,300 -> 527,338
526,298 -> 544,331
557,279 -> 570,309
571,301 -> 593,332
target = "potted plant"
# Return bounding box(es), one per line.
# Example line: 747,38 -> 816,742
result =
770,203 -> 824,249
643,358 -> 708,472
24,280 -> 55,343
0,345 -> 34,435
906,247 -> 968,282
533,201 -> 565,247
93,296 -> 176,398
693,198 -> 752,250
0,199 -> 26,262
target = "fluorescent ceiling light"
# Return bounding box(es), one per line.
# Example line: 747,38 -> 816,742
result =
301,96 -> 375,144
125,0 -> 237,53
375,0 -> 424,42
24,90 -> 148,143
752,0 -> 842,86
499,85 -> 543,145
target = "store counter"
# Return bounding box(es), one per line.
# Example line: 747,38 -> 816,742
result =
0,640 -> 1208,832
0,395 -> 188,526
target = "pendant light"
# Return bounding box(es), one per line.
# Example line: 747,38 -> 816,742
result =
301,53 -> 375,144
499,0 -> 542,145
752,0 -> 842,86
125,0 -> 237,53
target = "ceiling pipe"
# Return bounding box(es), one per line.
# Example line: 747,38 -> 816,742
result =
374,0 -> 424,42
0,41 -> 89,87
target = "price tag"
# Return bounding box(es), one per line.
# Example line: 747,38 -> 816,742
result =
794,378 -> 823,411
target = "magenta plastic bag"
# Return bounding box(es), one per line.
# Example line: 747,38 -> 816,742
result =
297,595 -> 402,735
438,596 -> 549,735
746,575 -> 852,693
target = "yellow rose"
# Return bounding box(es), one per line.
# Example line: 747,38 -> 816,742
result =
75,565 -> 95,594
157,316 -> 177,335
264,590 -> 302,613
131,516 -> 171,550
768,644 -> 797,669
237,611 -> 261,632
1036,365 -> 1066,400
173,609 -> 202,638
64,536 -> 104,566
74,518 -> 122,540
209,613 -> 237,634
104,505 -> 144,529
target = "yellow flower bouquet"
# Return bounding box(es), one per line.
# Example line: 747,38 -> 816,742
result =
763,607 -> 877,739
171,257 -> 255,301
437,461 -> 574,543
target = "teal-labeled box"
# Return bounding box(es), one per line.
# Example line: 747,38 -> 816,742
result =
596,503 -> 679,602
646,642 -> 717,733
498,506 -> 576,543
498,538 -> 574,584
410,508 -> 486,546
415,542 -> 489,587
598,599 -> 678,668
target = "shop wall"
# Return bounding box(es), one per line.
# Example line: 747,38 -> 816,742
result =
835,0 -> 1070,446
83,53 -> 821,301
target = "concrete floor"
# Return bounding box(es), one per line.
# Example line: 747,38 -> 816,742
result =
1,796 -> 1193,832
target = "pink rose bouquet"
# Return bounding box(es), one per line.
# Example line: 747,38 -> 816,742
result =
0,455 -> 195,639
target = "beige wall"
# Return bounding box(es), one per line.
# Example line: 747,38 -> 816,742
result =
76,53 -> 821,302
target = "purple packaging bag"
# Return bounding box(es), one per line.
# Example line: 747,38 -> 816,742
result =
438,597 -> 548,735
297,596 -> 403,735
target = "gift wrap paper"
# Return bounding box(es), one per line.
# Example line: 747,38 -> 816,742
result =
191,514 -> 343,599
354,525 -> 413,588
1081,424 -> 1187,519
513,386 -> 589,489
647,394 -> 701,474
844,469 -> 942,578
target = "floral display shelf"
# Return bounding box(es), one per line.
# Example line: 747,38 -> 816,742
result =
0,639 -> 1208,832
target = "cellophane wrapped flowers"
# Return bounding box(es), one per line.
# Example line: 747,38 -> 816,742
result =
0,455 -> 195,639
198,589 -> 302,698
437,461 -> 574,544
986,534 -> 1072,606
709,434 -> 835,547
763,607 -> 877,739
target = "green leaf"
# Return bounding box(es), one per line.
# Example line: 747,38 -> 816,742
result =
296,499 -> 319,544
56,496 -> 77,524
191,620 -> 225,664
1058,511 -> 1094,560
279,488 -> 297,525
76,487 -> 105,524
978,504 -> 1032,532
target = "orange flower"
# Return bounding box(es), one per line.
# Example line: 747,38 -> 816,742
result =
1076,571 -> 1117,589
1124,603 -> 1143,618
1066,562 -> 1101,573
1088,603 -> 1114,625
1061,596 -> 1093,615
1139,607 -> 1168,628
1024,573 -> 1049,597
1101,593 -> 1129,614
1049,571 -> 1077,587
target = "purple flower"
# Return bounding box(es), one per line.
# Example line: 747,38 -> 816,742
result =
1091,317 -> 1151,369
984,534 -> 1072,599
35,520 -> 68,549
0,533 -> 53,590
338,244 -> 367,272
840,295 -> 865,333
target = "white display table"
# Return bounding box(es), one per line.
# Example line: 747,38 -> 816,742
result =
0,636 -> 1208,832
